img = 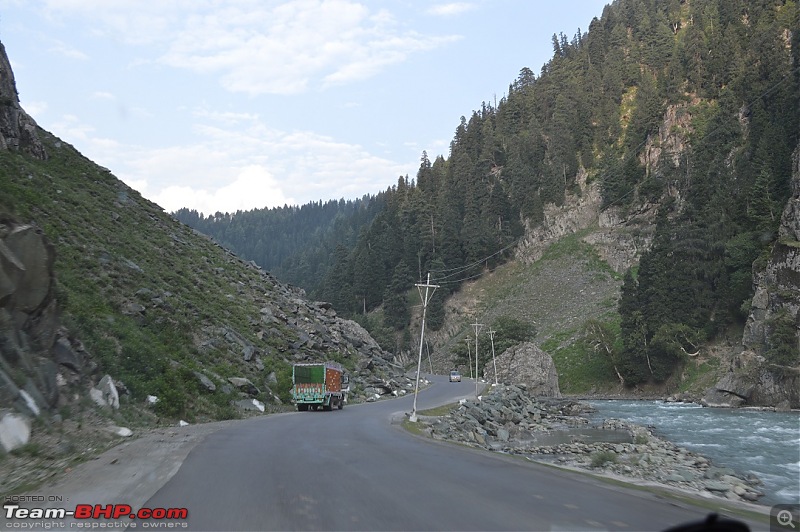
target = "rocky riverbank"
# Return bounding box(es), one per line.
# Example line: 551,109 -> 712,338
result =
415,384 -> 766,504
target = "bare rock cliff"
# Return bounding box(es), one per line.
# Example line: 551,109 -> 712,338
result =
0,42 -> 46,160
703,143 -> 800,409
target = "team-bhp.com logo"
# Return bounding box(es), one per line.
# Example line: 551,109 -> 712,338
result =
4,504 -> 188,527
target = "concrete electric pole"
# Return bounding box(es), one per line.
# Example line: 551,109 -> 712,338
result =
410,273 -> 438,422
488,328 -> 498,386
473,318 -> 483,398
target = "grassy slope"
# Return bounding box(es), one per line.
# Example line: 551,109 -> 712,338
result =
430,229 -> 623,394
1,129 -> 304,422
427,228 -> 726,397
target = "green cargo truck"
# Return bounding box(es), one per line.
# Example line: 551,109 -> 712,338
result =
291,362 -> 349,411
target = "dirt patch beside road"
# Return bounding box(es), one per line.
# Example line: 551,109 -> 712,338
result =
1,418 -> 239,524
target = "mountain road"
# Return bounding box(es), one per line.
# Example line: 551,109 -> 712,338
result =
3,375 -> 763,531
142,375 -> 718,531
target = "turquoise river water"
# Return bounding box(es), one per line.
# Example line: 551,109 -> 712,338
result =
587,400 -> 800,506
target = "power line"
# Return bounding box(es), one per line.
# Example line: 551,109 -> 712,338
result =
435,270 -> 487,286
429,238 -> 521,278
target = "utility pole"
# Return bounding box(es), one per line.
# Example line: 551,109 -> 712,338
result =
410,273 -> 438,422
473,318 -> 483,398
487,328 -> 498,386
466,337 -> 473,379
425,340 -> 433,374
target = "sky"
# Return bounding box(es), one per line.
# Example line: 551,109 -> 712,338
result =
1,0 -> 609,215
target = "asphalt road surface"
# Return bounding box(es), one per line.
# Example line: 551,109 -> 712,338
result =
136,375 -> 757,531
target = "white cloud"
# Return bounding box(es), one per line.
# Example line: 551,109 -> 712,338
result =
42,0 -> 188,45
426,3 -> 476,16
91,91 -> 115,100
100,110 -> 410,214
21,100 -> 48,120
152,165 -> 294,214
47,39 -> 89,60
49,114 -> 98,142
191,108 -> 261,126
41,0 -> 459,95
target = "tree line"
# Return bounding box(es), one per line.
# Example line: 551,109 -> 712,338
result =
177,0 -> 799,382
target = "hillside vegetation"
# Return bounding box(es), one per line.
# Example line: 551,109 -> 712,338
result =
181,0 -> 799,390
0,101 -> 411,493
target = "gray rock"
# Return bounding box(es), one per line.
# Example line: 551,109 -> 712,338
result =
3,225 -> 53,313
193,371 -> 216,392
242,344 -> 255,361
741,491 -> 763,502
486,342 -> 561,397
234,398 -> 265,412
15,389 -> 40,416
24,376 -> 50,410
228,377 -> 260,396
0,43 -> 47,159
122,302 -> 146,315
0,410 -> 31,452
704,466 -> 735,479
91,375 -> 119,409
53,337 -> 81,372
108,425 -> 133,437
704,481 -> 732,493
34,360 -> 59,407
0,368 -> 21,406
722,143 -> 800,409
675,469 -> 697,482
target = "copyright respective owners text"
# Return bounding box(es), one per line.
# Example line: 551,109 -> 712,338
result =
772,504 -> 800,532
2,496 -> 189,530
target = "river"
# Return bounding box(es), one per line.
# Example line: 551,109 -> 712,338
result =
587,400 -> 800,506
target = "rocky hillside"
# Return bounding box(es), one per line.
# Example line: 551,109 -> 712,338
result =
703,145 -> 800,409
0,43 -> 46,160
407,90 -> 799,407
407,176 -> 646,394
0,41 -> 412,494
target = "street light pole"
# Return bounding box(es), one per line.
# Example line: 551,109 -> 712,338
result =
410,273 -> 438,422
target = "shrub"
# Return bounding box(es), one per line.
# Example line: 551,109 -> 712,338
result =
590,450 -> 618,468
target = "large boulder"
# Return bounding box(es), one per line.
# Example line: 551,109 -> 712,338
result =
0,410 -> 30,452
485,342 -> 561,397
702,350 -> 800,409
2,225 -> 54,313
0,218 -> 63,416
228,377 -> 260,396
90,375 -> 120,409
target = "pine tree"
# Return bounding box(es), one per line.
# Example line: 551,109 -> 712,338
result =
383,261 -> 412,330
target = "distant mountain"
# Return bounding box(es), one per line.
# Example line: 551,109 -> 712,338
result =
173,193 -> 385,293
184,0 -> 799,394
